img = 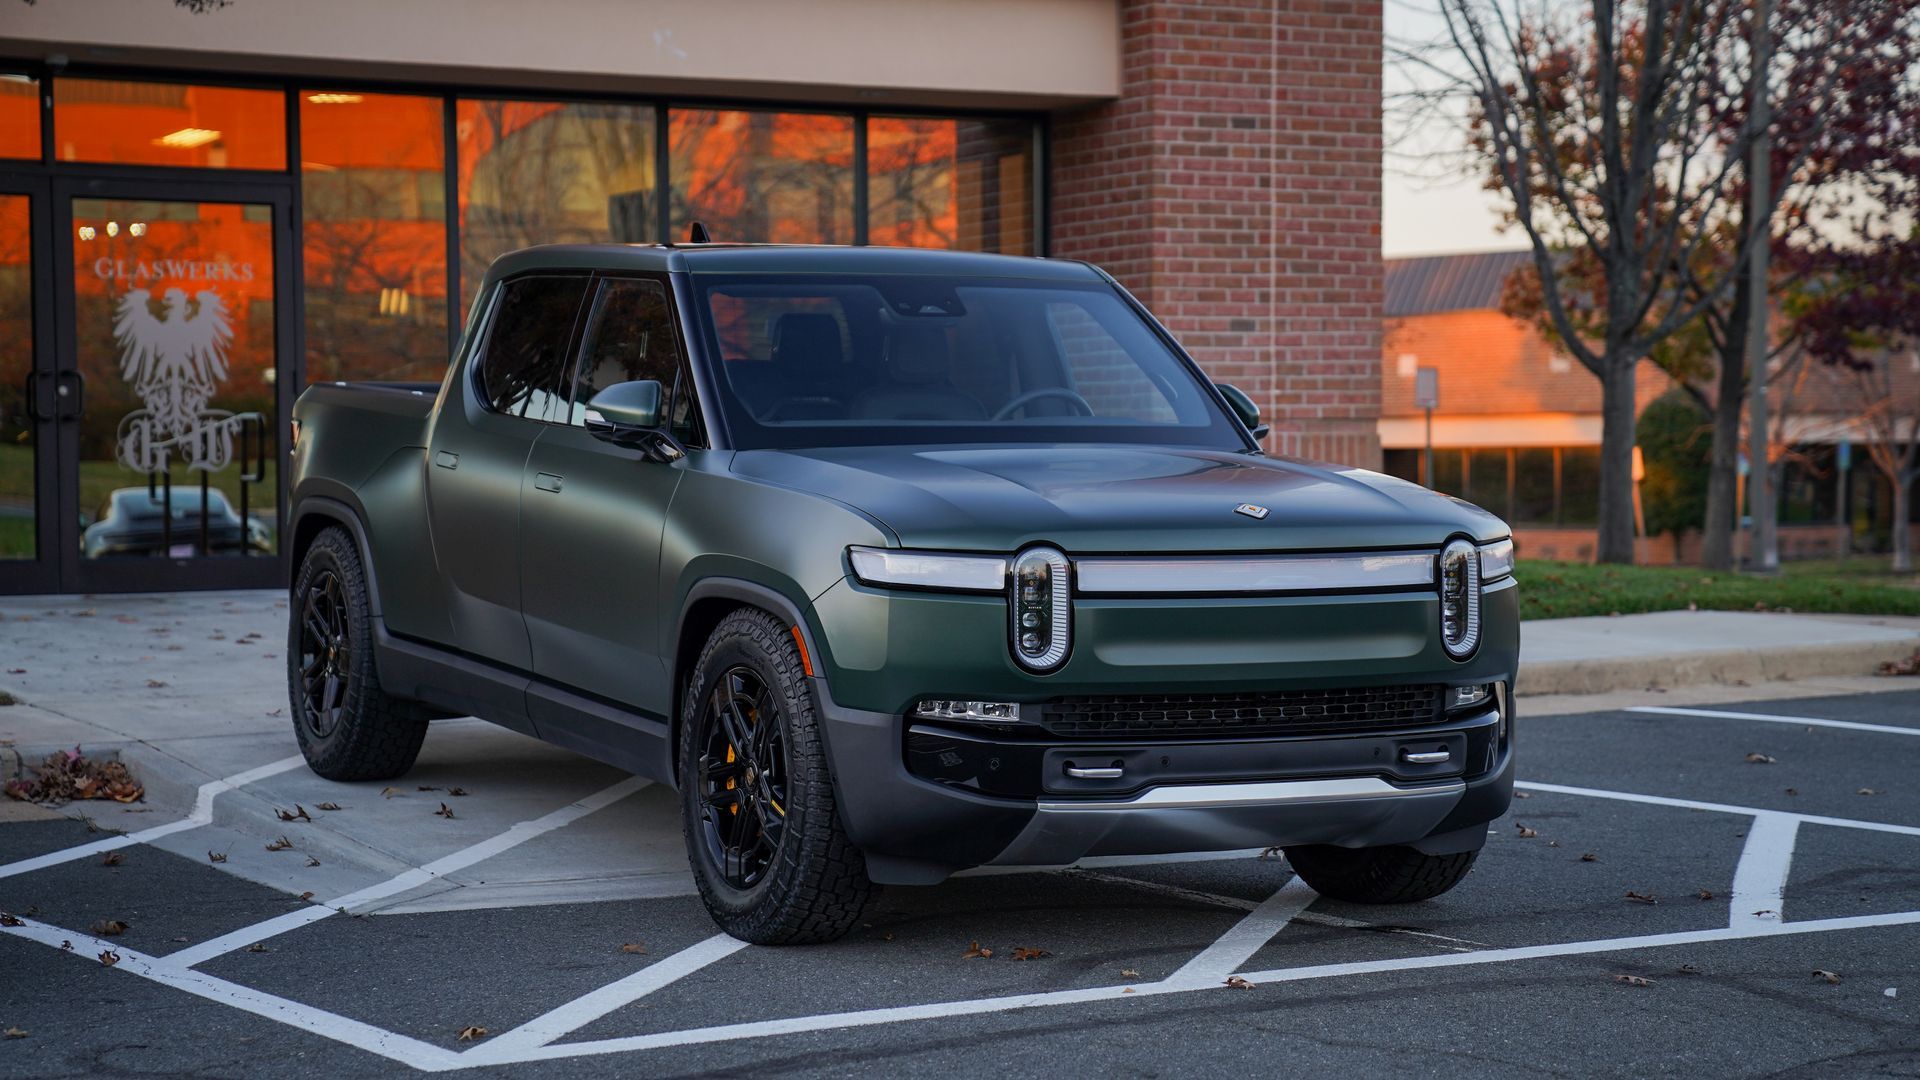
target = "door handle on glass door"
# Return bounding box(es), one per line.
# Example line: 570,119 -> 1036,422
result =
54,371 -> 83,420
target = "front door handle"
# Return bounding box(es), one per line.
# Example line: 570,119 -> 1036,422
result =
533,472 -> 563,493
25,371 -> 55,421
433,451 -> 459,470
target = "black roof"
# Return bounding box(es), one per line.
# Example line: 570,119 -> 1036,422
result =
1385,250 -> 1533,317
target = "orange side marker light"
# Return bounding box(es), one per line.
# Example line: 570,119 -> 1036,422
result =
790,626 -> 814,676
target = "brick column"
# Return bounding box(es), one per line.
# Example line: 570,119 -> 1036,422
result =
1050,0 -> 1383,468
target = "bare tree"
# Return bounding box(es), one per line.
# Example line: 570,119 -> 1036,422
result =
1428,0 -> 1858,563
1822,349 -> 1920,571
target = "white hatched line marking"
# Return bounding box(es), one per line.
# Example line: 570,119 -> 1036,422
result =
1166,877 -> 1316,984
1066,868 -> 1261,912
1729,812 -> 1800,929
0,915 -> 464,1072
162,776 -> 649,969
0,753 -> 307,881
1626,705 -> 1920,737
464,933 -> 749,1062
1515,780 -> 1920,838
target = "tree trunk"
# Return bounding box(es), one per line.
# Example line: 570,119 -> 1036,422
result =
1699,286 -> 1750,571
1895,474 -> 1914,575
1596,355 -> 1640,564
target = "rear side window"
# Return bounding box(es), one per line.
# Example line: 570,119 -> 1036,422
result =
476,275 -> 588,421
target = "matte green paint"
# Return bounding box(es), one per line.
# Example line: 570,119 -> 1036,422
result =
290,243 -> 1518,733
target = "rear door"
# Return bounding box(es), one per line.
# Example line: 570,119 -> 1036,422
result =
424,273 -> 587,669
521,273 -> 693,721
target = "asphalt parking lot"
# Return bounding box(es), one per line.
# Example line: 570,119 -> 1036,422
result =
4,684 -> 1918,1078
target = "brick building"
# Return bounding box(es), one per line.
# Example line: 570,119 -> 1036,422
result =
0,0 -> 1383,595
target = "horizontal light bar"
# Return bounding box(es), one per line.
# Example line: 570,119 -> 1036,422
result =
848,547 -> 1007,593
1478,538 -> 1516,582
1074,550 -> 1436,596
913,700 -> 1023,723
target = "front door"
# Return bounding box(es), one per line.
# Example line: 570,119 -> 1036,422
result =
0,175 -> 58,593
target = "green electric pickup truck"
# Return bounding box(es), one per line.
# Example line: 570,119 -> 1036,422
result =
286,243 -> 1517,944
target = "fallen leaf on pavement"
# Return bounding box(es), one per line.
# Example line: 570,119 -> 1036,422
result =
59,940 -> 71,951
1857,788 -> 1880,796
265,836 -> 293,852
380,787 -> 402,798
1512,791 -> 1531,799
1625,891 -> 1657,905
275,805 -> 312,823
316,802 -> 342,811
1676,964 -> 1701,975
962,941 -> 992,959
1697,889 -> 1714,900
246,943 -> 269,953
1579,853 -> 1598,862
1257,845 -> 1283,859
145,679 -> 167,689
1122,987 -> 1135,994
1515,824 -> 1539,838
98,950 -> 120,967
620,943 -> 647,954
305,856 -> 321,867
1744,752 -> 1777,764
434,802 -> 456,819
208,850 -> 227,863
1225,976 -> 1255,989
100,851 -> 122,867
1011,947 -> 1050,961
1752,909 -> 1778,918
299,891 -> 315,902
1814,969 -> 1841,984
2,1028 -> 24,1039
457,1026 -> 488,1042
447,787 -> 467,797
1121,969 -> 1141,979
418,786 -> 440,792
90,919 -> 127,936
0,913 -> 21,927
1614,974 -> 1653,987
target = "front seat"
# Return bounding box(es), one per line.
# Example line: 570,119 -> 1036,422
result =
762,312 -> 851,421
851,326 -> 986,421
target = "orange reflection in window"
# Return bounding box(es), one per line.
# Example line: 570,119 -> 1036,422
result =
54,78 -> 285,170
0,76 -> 39,159
0,194 -> 34,557
301,91 -> 448,384
671,110 -> 853,244
868,116 -> 1032,255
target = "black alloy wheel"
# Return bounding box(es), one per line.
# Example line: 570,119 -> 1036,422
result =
695,666 -> 790,889
297,568 -> 352,741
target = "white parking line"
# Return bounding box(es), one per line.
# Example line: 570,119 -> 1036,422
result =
1728,812 -> 1799,928
463,933 -> 749,1063
1515,780 -> 1920,838
0,753 -> 308,881
161,776 -> 649,969
1166,877 -> 1316,985
1627,705 -> 1920,736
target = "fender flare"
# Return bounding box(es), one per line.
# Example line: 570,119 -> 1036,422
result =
675,577 -> 823,674
288,495 -> 384,617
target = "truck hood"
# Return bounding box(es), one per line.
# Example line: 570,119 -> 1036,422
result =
730,445 -> 1507,553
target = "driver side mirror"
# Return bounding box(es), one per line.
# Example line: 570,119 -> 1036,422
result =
584,380 -> 684,461
1215,382 -> 1269,441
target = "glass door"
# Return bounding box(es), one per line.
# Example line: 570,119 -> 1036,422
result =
0,175 -> 58,594
51,177 -> 292,592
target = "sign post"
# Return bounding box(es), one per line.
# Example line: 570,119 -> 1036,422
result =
1414,367 -> 1439,487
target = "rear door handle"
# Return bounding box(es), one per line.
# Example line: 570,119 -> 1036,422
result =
433,451 -> 459,470
533,472 -> 563,493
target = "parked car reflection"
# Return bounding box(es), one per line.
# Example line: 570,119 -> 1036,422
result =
82,487 -> 271,558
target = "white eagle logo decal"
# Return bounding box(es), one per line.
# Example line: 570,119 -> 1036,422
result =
110,286 -> 242,474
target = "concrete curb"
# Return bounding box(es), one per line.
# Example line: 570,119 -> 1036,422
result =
1516,634 -> 1920,697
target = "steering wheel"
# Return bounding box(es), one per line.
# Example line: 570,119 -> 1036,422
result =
992,388 -> 1095,421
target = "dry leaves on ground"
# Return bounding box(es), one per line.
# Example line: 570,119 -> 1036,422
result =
246,943 -> 269,953
1120,969 -> 1141,979
1010,947 -> 1050,961
100,851 -> 122,867
620,943 -> 647,954
1697,889 -> 1714,900
1625,891 -> 1658,905
434,803 -> 456,819
1515,824 -> 1539,839
1579,853 -> 1598,862
447,787 -> 468,797
457,1026 -> 488,1042
962,941 -> 993,959
1614,974 -> 1653,987
1745,752 -> 1778,765
97,950 -> 119,967
3,747 -> 144,805
208,850 -> 228,863
2,1028 -> 25,1039
1814,969 -> 1842,984
144,679 -> 167,689
0,912 -> 22,927
299,891 -> 314,902
380,787 -> 403,798
1857,788 -> 1881,796
316,802 -> 342,811
90,919 -> 127,936
275,805 -> 312,823
1224,976 -> 1255,989
264,836 -> 294,852
304,856 -> 321,867
1875,649 -> 1920,676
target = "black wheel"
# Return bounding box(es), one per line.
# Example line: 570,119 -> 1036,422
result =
287,526 -> 428,781
1284,844 -> 1478,904
679,608 -> 874,944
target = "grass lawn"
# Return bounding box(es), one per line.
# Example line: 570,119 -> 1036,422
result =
1519,556 -> 1920,621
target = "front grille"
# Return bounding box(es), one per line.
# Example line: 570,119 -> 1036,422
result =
1037,685 -> 1446,739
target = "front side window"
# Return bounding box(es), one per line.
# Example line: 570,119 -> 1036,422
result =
475,275 -> 586,422
567,277 -> 692,435
691,274 -> 1247,451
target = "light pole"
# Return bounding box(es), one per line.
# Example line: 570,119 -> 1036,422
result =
1416,366 -> 1439,487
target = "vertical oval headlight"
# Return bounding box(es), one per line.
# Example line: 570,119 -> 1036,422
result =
1438,537 -> 1481,659
1011,546 -> 1071,672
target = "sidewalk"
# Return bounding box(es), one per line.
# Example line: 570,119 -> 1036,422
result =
4,589 -> 1918,904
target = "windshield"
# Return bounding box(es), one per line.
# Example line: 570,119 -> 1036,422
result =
689,274 -> 1249,451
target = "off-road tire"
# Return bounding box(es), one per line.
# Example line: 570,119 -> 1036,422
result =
287,526 -> 428,781
1284,844 -> 1478,904
679,608 -> 875,944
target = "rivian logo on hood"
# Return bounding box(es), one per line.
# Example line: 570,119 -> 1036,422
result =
1234,503 -> 1270,520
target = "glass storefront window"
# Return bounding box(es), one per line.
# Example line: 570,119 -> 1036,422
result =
456,99 -> 656,316
301,91 -> 449,384
53,78 -> 286,171
1560,447 -> 1601,525
867,116 -> 1033,254
1465,447 -> 1511,519
1513,447 -> 1557,524
0,195 -> 33,558
670,109 -> 853,245
0,75 -> 40,159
